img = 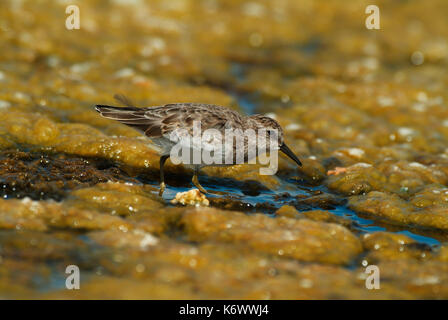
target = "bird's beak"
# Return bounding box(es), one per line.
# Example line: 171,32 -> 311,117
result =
280,144 -> 302,167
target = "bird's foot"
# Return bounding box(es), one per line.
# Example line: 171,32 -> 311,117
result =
192,175 -> 208,194
196,185 -> 208,194
158,182 -> 166,197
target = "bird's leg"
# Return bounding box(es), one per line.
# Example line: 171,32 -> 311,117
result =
159,155 -> 169,196
192,166 -> 207,194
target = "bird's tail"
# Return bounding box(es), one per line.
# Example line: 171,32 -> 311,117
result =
94,105 -> 152,127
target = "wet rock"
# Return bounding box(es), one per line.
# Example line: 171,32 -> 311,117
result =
203,165 -> 281,191
0,150 -> 136,201
360,232 -> 434,262
180,207 -> 362,265
378,161 -> 448,195
0,230 -> 85,261
0,257 -> 52,298
276,205 -> 353,229
302,210 -> 354,228
296,158 -> 327,184
409,185 -> 448,208
361,259 -> 448,299
37,240 -> 406,299
125,208 -> 184,235
321,156 -> 344,171
208,197 -> 256,212
0,196 -> 133,232
294,192 -> 346,210
69,182 -> 162,216
349,191 -> 448,231
327,163 -> 386,195
89,229 -> 158,250
275,205 -> 305,219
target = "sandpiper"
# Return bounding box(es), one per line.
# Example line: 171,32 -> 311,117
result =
95,94 -> 302,196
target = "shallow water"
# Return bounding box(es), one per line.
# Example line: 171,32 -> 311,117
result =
160,174 -> 442,246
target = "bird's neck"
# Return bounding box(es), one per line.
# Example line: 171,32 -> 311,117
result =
245,116 -> 263,129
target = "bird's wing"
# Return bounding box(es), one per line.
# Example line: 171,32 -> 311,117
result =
96,103 -> 247,162
95,104 -> 162,135
95,103 -> 244,140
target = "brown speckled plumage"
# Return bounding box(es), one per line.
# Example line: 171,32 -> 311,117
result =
95,94 -> 301,196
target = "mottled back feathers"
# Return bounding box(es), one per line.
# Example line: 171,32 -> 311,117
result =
95,99 -> 246,139
94,95 -> 302,167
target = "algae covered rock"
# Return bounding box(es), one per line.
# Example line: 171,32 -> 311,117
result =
349,191 -> 448,231
180,207 -> 362,265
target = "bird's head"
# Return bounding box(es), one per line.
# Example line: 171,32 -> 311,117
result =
248,114 -> 302,167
